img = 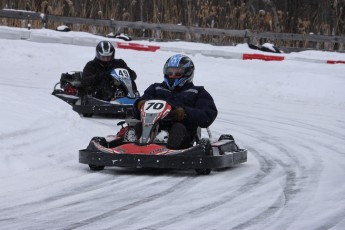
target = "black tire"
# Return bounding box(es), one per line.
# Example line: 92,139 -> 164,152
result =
52,89 -> 64,95
195,168 -> 211,175
83,113 -> 93,117
79,95 -> 93,117
218,134 -> 239,152
89,164 -> 105,171
195,138 -> 213,175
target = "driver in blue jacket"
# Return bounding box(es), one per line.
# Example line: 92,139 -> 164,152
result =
81,41 -> 138,101
134,54 -> 218,150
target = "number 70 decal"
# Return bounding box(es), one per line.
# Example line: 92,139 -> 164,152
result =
143,100 -> 167,113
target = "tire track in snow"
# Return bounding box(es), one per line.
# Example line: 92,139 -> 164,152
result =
231,140 -> 322,230
0,172 -> 124,215
1,106 -> 339,229
0,123 -> 52,141
0,82 -> 47,90
0,172 -> 176,229
140,109 -> 327,229
218,110 -> 345,142
218,110 -> 326,229
64,176 -> 195,229
137,147 -> 277,230
137,110 -> 288,229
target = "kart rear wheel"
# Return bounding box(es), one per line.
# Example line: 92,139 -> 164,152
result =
88,164 -> 105,171
218,134 -> 239,152
195,138 -> 213,175
219,134 -> 234,141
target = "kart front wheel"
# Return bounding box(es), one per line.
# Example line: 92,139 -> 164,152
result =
195,168 -> 211,175
89,164 -> 105,171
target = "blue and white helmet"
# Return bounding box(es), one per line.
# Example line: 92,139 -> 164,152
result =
163,54 -> 195,90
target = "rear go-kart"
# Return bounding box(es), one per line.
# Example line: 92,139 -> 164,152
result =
52,68 -> 139,118
79,100 -> 247,175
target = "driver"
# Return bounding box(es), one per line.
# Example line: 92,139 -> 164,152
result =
81,41 -> 138,101
134,54 -> 218,150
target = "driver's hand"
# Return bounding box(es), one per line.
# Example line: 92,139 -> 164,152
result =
170,107 -> 186,121
113,78 -> 121,86
137,100 -> 145,110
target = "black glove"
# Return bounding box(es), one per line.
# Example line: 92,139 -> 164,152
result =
170,107 -> 186,121
113,77 -> 121,86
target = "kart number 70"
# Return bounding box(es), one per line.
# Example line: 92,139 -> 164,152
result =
144,100 -> 167,113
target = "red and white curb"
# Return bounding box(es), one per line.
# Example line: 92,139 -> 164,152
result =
116,42 -> 160,52
116,41 -> 345,65
0,26 -> 343,65
241,53 -> 345,64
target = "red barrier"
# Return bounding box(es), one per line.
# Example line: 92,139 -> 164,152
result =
117,42 -> 160,52
116,43 -> 344,64
243,53 -> 285,61
326,60 -> 345,64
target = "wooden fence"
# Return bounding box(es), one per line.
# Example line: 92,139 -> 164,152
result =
1,9 -> 344,51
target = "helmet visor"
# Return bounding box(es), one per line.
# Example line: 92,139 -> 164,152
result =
165,67 -> 185,79
99,55 -> 113,62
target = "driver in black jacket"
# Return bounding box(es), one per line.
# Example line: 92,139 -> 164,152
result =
81,41 -> 138,101
134,54 -> 218,150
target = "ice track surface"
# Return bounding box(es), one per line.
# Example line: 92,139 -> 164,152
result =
0,39 -> 344,230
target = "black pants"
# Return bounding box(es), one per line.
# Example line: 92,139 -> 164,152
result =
134,122 -> 192,150
167,123 -> 192,150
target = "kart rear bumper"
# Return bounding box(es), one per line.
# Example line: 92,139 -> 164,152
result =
73,104 -> 134,117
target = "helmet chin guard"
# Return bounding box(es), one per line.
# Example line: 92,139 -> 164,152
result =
164,77 -> 189,90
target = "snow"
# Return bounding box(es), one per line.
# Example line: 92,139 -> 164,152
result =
0,27 -> 345,229
56,25 -> 70,32
262,42 -> 277,52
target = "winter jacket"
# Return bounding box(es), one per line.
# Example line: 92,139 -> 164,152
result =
81,58 -> 137,101
134,82 -> 218,138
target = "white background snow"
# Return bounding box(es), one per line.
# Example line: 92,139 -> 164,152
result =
0,26 -> 344,230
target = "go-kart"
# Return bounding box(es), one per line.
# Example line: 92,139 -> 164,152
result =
52,68 -> 139,118
79,100 -> 247,175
